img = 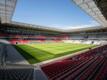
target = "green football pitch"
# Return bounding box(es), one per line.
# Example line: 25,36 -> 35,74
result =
14,43 -> 96,64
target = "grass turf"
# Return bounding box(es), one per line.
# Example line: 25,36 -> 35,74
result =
14,43 -> 96,64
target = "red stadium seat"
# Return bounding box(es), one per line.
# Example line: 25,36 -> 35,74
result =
41,45 -> 107,80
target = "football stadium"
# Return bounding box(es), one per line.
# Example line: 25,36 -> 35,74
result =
0,0 -> 107,80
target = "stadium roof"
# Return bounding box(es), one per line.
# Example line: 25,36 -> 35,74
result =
1,0 -> 107,33
0,0 -> 17,23
11,21 -> 65,32
94,0 -> 107,21
65,26 -> 106,32
73,0 -> 107,27
11,21 -> 106,33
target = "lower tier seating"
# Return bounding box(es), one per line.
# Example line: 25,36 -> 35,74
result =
41,45 -> 107,80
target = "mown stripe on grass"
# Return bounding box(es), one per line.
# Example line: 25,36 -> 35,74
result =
25,45 -> 55,61
15,45 -> 55,62
14,45 -> 40,64
14,44 -> 96,64
55,47 -> 92,57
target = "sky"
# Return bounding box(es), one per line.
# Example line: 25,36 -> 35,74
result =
12,0 -> 100,29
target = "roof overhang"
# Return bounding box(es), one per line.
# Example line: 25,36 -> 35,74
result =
94,0 -> 107,21
0,0 -> 17,23
65,26 -> 104,32
73,0 -> 107,27
1,0 -> 107,33
11,21 -> 65,32
10,21 -> 105,33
